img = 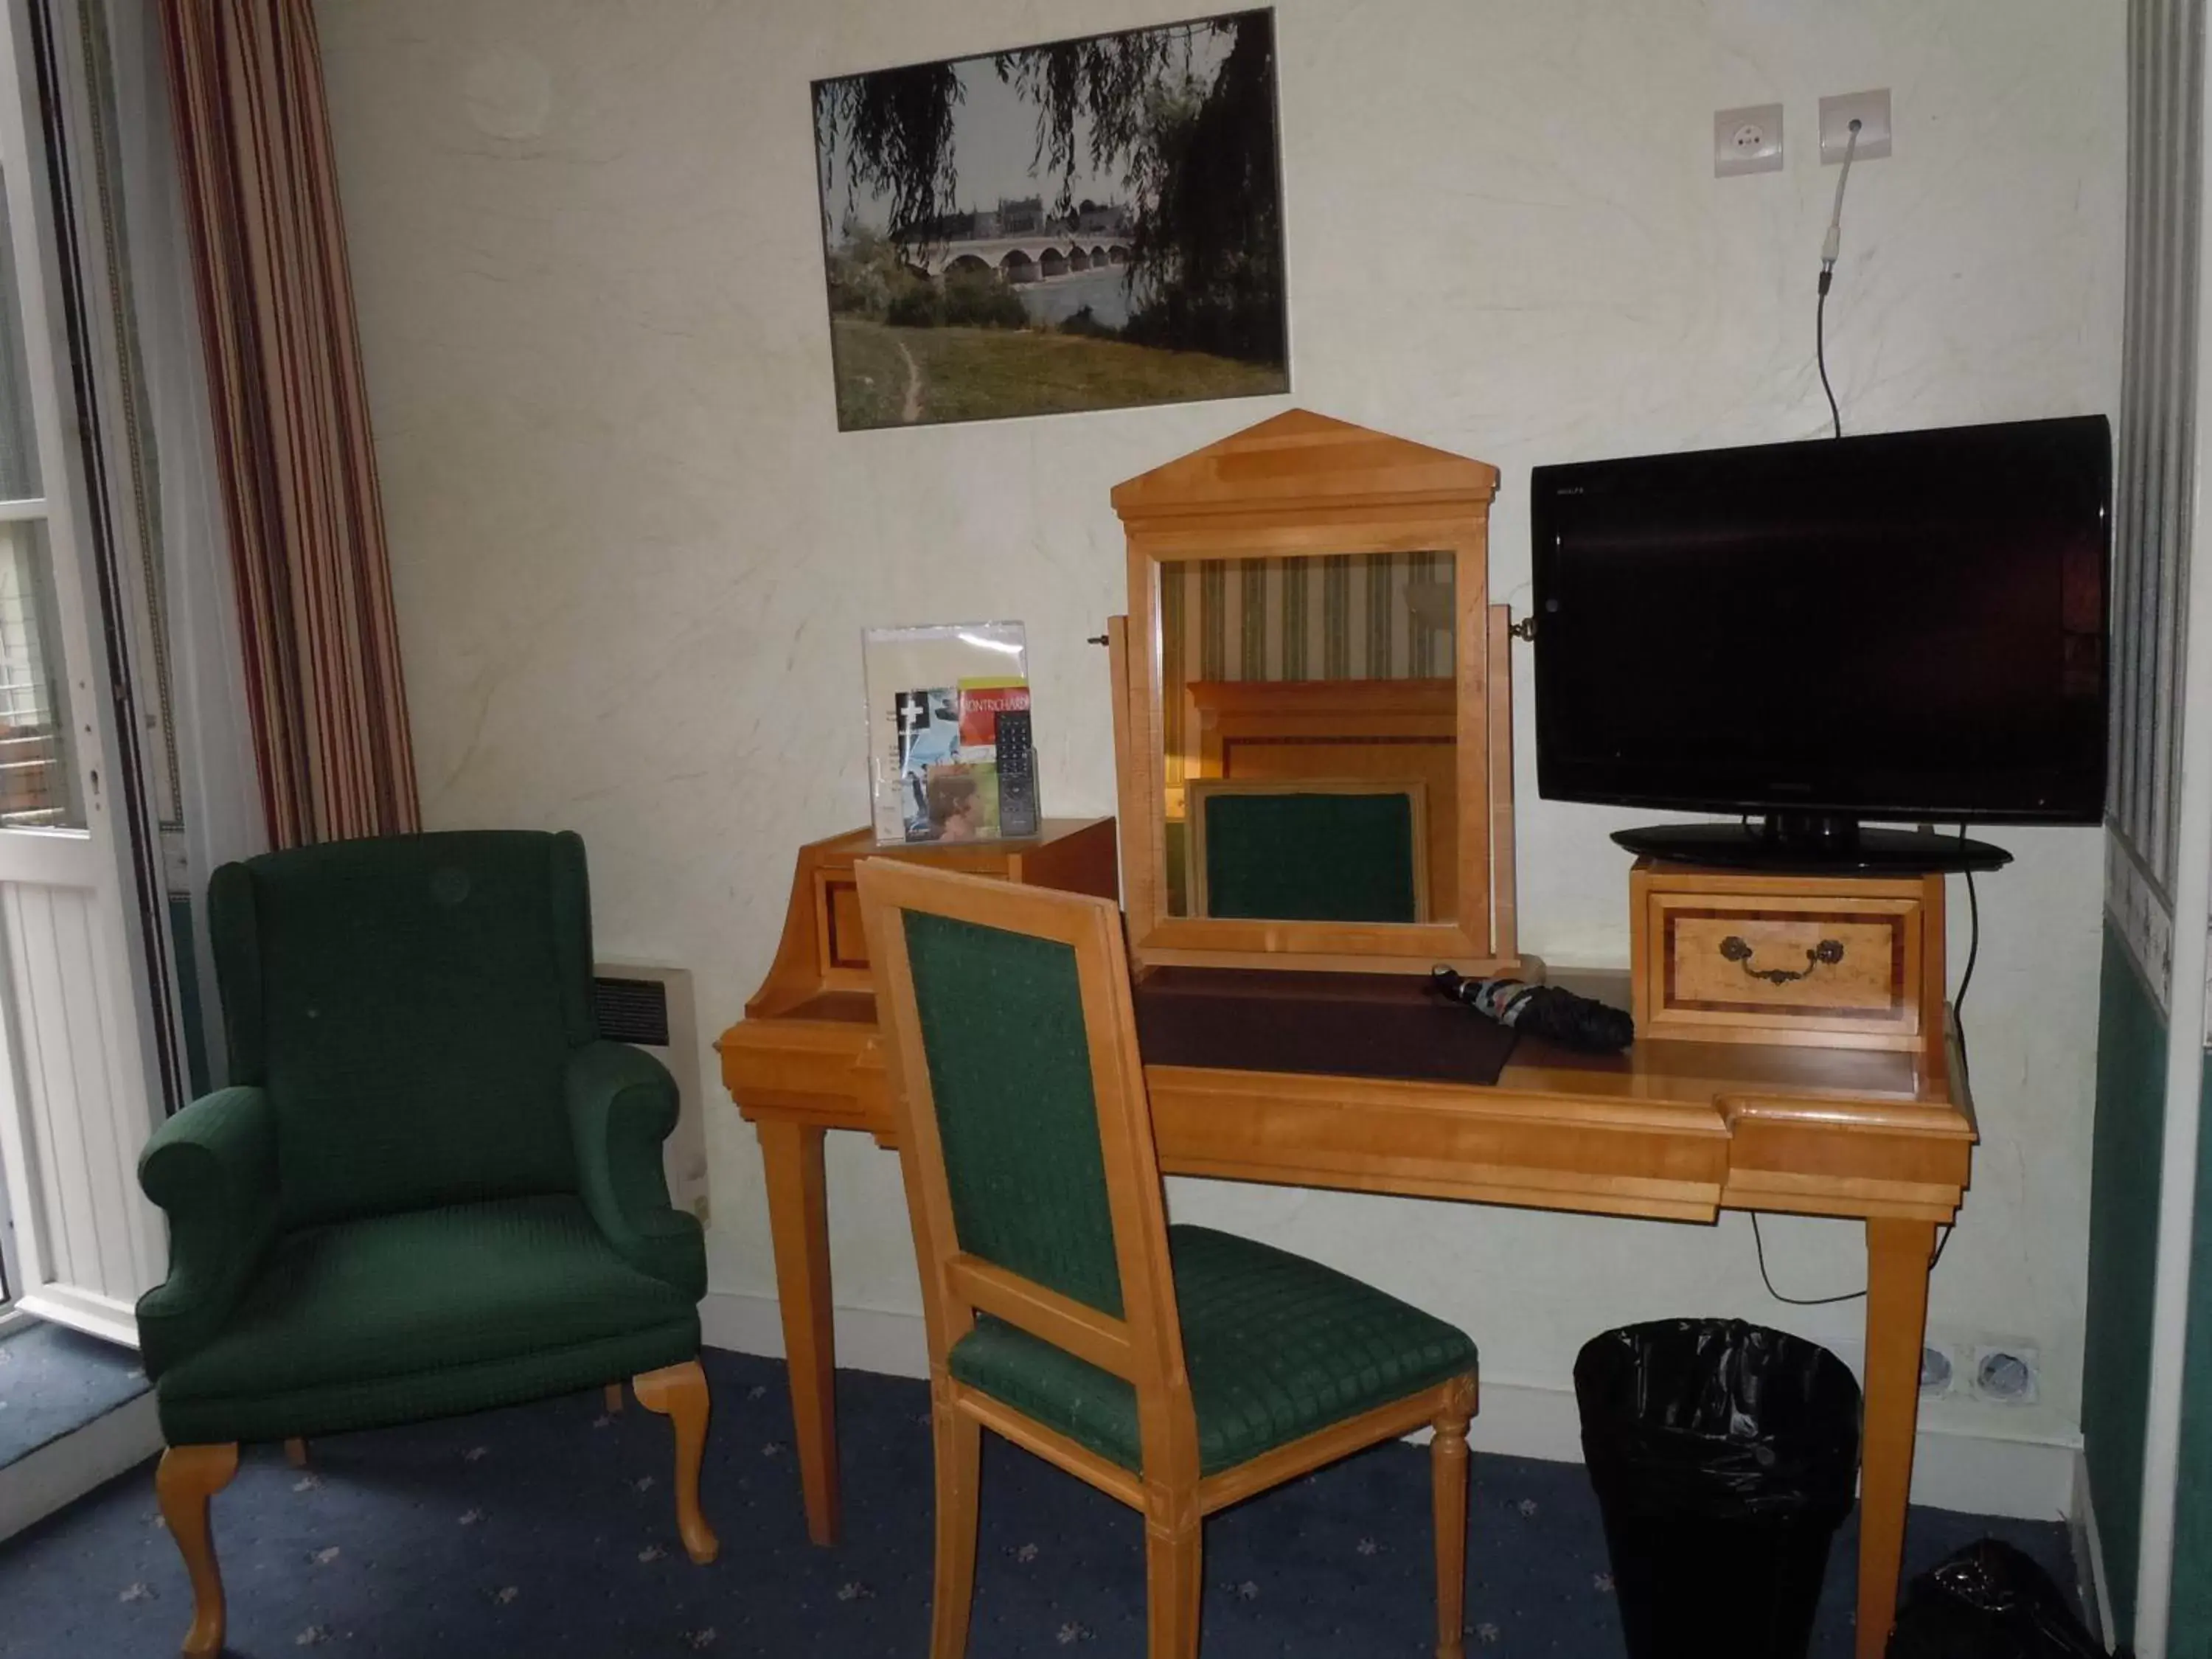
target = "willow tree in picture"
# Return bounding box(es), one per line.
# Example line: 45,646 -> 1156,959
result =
813,10 -> 1286,371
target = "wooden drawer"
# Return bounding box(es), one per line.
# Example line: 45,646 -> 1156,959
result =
1630,862 -> 1945,1051
785,818 -> 1124,995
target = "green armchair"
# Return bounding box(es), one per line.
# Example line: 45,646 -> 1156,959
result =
136,830 -> 715,1657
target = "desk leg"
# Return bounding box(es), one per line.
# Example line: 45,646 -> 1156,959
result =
1857,1217 -> 1936,1659
759,1119 -> 841,1547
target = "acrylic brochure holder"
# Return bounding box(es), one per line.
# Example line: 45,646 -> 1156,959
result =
863,621 -> 1041,847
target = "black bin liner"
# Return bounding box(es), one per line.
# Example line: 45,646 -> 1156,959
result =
1886,1539 -> 2106,1658
1574,1318 -> 1863,1659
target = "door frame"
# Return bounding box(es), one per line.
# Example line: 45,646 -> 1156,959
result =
24,0 -> 183,1114
0,0 -> 184,1348
0,1131 -> 20,1318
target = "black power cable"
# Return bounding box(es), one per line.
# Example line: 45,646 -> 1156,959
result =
1817,277 -> 1842,439
1816,117 -> 1862,439
1924,830 -> 1981,1274
1752,1211 -> 1866,1307
1953,826 -> 1980,1089
1753,1206 -> 1955,1305
1752,824 -> 1980,1302
1756,120 -> 1975,1304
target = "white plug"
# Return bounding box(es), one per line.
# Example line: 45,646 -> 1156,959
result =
1821,119 -> 1863,274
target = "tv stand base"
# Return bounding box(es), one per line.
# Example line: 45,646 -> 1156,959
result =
1613,820 -> 2012,874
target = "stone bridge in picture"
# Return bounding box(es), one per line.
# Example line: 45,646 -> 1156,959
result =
912,234 -> 1133,285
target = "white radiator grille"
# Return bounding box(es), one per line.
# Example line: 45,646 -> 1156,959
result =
594,961 -> 709,1225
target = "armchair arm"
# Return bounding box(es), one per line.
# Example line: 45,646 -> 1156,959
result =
136,1086 -> 281,1379
566,1041 -> 706,1300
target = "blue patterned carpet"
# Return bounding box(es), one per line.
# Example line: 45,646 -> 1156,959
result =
0,1320 -> 150,1469
0,1349 -> 2075,1658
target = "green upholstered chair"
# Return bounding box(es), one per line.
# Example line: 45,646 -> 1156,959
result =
1187,780 -> 1426,922
135,830 -> 715,1658
856,860 -> 1479,1659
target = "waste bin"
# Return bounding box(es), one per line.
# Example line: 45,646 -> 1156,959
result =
1574,1318 -> 1862,1659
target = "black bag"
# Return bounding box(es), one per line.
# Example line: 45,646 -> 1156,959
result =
1885,1538 -> 2106,1658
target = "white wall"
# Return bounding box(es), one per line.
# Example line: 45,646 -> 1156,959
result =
316,0 -> 2124,1512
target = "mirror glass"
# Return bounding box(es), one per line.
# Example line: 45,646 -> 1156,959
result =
1158,552 -> 1458,922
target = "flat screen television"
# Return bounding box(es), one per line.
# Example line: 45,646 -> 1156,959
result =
1530,414 -> 2110,871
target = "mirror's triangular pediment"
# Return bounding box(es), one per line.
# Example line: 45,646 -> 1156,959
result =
1110,409 -> 1499,522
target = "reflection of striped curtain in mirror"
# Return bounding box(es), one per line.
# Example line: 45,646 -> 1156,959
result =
1159,551 -> 1454,785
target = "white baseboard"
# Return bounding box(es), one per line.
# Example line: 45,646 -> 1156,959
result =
0,1391 -> 160,1546
700,1290 -> 2078,1521
2071,1449 -> 2118,1646
703,1287 -> 934,1381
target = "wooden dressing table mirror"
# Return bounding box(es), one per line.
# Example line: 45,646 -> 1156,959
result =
1105,409 -> 1518,973
717,410 -> 1973,1659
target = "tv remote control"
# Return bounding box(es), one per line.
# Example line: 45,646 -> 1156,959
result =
995,710 -> 1038,837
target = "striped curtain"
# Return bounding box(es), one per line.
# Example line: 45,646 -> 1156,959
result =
1160,551 -> 1455,782
159,0 -> 417,847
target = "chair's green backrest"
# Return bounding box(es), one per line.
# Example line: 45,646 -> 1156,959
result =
211,830 -> 597,1228
1201,790 -> 1418,922
902,910 -> 1124,1317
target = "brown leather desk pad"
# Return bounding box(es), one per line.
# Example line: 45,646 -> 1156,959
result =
1132,967 -> 1518,1087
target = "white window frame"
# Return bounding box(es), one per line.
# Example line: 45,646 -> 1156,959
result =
0,0 -> 183,1349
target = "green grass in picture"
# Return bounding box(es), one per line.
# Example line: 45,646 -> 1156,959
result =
832,319 -> 1286,431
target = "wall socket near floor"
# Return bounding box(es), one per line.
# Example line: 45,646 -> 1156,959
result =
1919,1342 -> 1955,1397
1921,1335 -> 2040,1405
1971,1343 -> 2041,1407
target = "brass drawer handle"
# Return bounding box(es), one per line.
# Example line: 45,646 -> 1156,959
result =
1719,934 -> 1845,985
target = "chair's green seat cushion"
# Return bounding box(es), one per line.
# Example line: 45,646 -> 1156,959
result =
153,1195 -> 696,1444
948,1224 -> 1475,1476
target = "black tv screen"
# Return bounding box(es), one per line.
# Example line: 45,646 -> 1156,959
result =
1530,416 -> 2111,827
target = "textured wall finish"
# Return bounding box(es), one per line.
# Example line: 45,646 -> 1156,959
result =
315,0 -> 2123,1506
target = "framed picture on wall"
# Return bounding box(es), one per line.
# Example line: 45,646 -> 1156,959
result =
811,9 -> 1290,431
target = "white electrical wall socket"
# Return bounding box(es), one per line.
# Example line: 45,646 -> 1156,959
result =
1918,1343 -> 1955,1397
1714,102 -> 1784,177
1970,1343 -> 2041,1407
1820,89 -> 1893,163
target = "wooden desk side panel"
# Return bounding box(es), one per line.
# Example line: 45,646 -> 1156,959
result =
719,1017 -> 886,1129
1719,1112 -> 1973,1222
1916,876 -> 1949,1060
1006,816 -> 1121,901
740,820 -> 1119,1018
745,841 -> 840,1020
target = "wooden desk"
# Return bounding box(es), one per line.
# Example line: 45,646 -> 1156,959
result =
719,859 -> 1973,1659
